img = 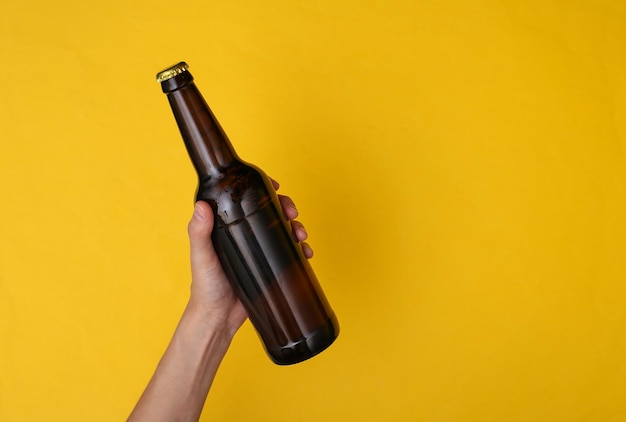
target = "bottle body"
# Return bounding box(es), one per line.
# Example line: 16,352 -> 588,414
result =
198,163 -> 338,364
157,62 -> 339,364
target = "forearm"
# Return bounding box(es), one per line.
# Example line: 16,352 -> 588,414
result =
128,302 -> 233,422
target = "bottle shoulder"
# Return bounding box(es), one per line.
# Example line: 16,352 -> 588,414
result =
197,160 -> 264,192
196,161 -> 275,225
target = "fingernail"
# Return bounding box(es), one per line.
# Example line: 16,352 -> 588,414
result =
302,243 -> 314,259
297,226 -> 308,241
193,202 -> 208,222
289,205 -> 298,217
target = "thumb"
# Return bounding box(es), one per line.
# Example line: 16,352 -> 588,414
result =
188,201 -> 221,279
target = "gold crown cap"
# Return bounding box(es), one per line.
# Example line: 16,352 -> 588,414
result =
156,62 -> 189,82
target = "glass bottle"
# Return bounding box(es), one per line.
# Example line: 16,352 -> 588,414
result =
156,62 -> 339,365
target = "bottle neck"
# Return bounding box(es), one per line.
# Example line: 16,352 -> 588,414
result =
165,78 -> 238,176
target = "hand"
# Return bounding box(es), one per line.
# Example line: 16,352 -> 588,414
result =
185,181 -> 313,339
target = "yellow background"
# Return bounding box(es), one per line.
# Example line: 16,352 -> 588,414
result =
1,0 -> 625,420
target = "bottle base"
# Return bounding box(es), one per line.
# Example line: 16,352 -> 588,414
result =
266,315 -> 340,365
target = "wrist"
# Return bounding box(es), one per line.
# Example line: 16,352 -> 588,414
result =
183,298 -> 236,346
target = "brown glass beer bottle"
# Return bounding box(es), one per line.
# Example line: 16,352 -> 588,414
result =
156,62 -> 339,365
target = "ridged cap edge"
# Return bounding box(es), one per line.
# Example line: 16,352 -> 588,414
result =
156,62 -> 189,83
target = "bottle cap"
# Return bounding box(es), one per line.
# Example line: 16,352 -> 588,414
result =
156,62 -> 189,83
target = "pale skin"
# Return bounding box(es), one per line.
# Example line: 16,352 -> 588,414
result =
128,182 -> 311,422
